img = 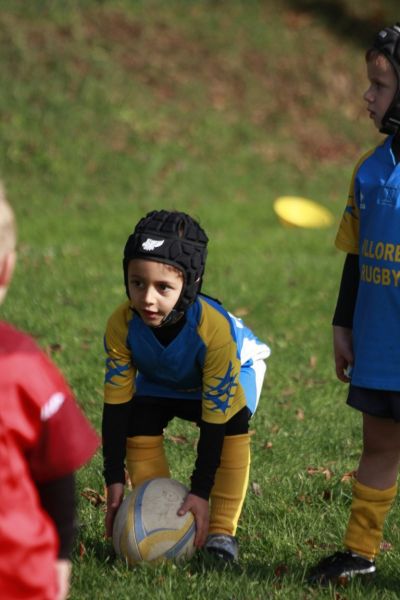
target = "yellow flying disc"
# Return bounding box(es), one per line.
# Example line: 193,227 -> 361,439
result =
273,196 -> 334,229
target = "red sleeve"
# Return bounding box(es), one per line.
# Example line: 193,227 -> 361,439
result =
28,391 -> 100,482
25,351 -> 99,482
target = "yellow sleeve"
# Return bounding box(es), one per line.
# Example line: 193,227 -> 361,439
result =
202,341 -> 245,424
198,301 -> 246,424
104,301 -> 136,405
335,150 -> 374,254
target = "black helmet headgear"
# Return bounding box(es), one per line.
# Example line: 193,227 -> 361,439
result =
123,210 -> 208,322
371,23 -> 400,135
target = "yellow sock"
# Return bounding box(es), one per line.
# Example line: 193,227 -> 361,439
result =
344,480 -> 397,560
209,433 -> 250,536
126,435 -> 170,487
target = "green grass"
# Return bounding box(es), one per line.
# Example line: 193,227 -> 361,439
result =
2,1 -> 400,598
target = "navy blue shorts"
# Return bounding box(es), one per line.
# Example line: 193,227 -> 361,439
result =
347,385 -> 400,422
126,396 -> 251,436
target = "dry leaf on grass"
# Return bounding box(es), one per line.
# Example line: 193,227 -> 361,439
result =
79,542 -> 86,558
297,494 -> 312,504
340,470 -> 356,483
307,466 -> 333,480
251,482 -> 262,497
81,488 -> 106,507
45,343 -> 63,356
380,540 -> 393,552
234,307 -> 249,317
282,387 -> 295,398
166,434 -> 188,444
274,563 -> 289,578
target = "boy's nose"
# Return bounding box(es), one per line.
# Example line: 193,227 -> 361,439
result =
363,86 -> 373,102
143,287 -> 155,304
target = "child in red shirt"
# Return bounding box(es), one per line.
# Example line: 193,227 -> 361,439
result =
0,186 -> 99,600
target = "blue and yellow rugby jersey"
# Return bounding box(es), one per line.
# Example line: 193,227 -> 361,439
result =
104,295 -> 270,424
335,136 -> 400,389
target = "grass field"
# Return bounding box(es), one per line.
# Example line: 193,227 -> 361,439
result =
2,1 -> 400,598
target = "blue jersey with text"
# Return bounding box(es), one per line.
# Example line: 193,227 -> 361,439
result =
336,135 -> 400,389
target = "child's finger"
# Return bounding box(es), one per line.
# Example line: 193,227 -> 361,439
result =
193,515 -> 208,547
177,499 -> 189,516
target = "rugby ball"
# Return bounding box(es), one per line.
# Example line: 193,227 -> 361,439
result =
112,478 -> 196,565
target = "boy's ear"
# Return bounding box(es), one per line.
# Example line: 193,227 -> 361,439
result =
0,250 -> 16,287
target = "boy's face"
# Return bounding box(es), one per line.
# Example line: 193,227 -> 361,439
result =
364,53 -> 398,130
127,258 -> 184,327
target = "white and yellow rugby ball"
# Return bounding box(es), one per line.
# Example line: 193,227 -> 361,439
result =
112,478 -> 196,565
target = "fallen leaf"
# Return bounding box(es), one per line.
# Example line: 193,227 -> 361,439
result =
282,387 -> 295,397
263,441 -> 273,450
307,466 -> 333,480
380,540 -> 393,552
340,470 -> 356,483
309,355 -> 317,368
307,467 -> 320,476
296,408 -> 305,420
305,538 -> 337,551
79,542 -> 86,558
234,307 -> 249,317
81,488 -> 106,507
251,482 -> 262,497
335,583 -> 349,594
297,494 -> 311,504
166,434 -> 188,444
274,563 -> 289,578
45,343 -> 63,356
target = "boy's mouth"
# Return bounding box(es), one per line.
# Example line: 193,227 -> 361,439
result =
141,309 -> 160,320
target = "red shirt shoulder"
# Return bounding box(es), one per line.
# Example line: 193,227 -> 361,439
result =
0,320 -> 99,480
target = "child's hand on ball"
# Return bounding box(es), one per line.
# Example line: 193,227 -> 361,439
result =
105,483 -> 125,537
178,493 -> 209,547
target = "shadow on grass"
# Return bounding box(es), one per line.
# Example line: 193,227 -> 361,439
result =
77,536 -> 117,565
190,552 -> 400,595
77,537 -> 400,596
189,550 -> 306,582
282,0 -> 397,48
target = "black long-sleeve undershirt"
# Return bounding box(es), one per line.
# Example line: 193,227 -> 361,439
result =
102,402 -> 131,486
37,474 -> 76,559
332,253 -> 359,328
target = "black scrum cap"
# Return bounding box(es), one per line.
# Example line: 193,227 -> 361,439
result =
123,210 -> 208,313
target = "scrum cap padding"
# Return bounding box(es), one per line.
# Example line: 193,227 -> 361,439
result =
123,210 -> 208,311
372,23 -> 400,135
